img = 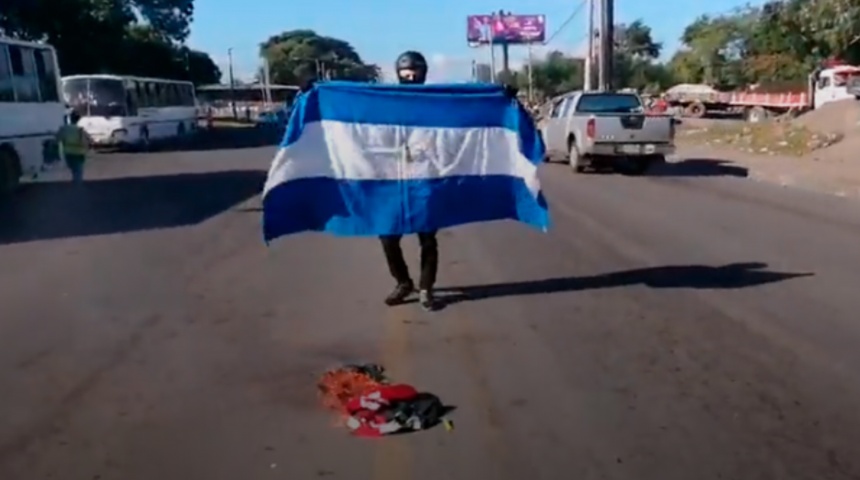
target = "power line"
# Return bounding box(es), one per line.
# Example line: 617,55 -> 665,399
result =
545,0 -> 587,45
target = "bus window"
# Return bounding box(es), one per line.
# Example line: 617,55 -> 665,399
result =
143,82 -> 153,107
8,46 -> 40,102
167,84 -> 179,106
62,77 -> 90,117
137,82 -> 147,108
163,84 -> 173,105
124,80 -> 138,116
184,84 -> 196,105
0,45 -> 13,101
34,48 -> 60,102
88,78 -> 126,117
161,84 -> 171,105
153,83 -> 163,107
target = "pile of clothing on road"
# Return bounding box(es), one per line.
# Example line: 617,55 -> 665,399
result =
317,363 -> 454,437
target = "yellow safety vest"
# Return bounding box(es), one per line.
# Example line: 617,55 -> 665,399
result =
57,125 -> 88,156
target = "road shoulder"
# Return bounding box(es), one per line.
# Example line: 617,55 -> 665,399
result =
674,144 -> 860,199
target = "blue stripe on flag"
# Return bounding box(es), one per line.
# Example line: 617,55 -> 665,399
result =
263,176 -> 549,240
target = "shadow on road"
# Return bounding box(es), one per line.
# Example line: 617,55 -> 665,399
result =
0,170 -> 265,245
650,158 -> 749,177
103,125 -> 282,154
436,262 -> 812,307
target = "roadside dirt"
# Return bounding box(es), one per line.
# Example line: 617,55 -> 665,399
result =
676,119 -> 841,156
677,99 -> 860,155
675,144 -> 860,199
673,100 -> 860,198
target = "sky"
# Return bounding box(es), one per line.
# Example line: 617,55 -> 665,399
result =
188,0 -> 763,83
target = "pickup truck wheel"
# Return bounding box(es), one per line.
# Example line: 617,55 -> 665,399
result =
568,143 -> 585,173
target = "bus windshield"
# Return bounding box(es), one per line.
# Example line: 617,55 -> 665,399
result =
63,78 -> 127,117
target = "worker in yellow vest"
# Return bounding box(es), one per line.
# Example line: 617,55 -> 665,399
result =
56,111 -> 91,183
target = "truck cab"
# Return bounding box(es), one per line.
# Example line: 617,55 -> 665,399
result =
811,65 -> 860,108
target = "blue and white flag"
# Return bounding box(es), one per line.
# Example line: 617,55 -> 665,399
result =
262,81 -> 549,242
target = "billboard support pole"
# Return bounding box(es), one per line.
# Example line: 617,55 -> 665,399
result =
489,42 -> 496,83
502,43 -> 510,78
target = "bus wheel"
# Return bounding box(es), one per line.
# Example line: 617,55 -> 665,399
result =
0,147 -> 22,196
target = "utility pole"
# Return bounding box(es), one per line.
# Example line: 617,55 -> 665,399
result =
262,57 -> 272,109
584,0 -> 595,91
527,42 -> 534,102
499,10 -> 510,78
598,0 -> 614,91
227,47 -> 237,119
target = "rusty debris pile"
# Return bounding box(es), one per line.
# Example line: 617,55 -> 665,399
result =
317,363 -> 454,437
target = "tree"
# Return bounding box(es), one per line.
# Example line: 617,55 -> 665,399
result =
185,49 -> 222,85
615,20 -> 662,59
0,0 -> 216,82
664,1 -> 860,88
1,0 -> 193,43
464,7 -> 860,98
508,20 -> 673,99
612,21 -> 673,92
260,30 -> 380,85
527,50 -> 585,97
796,0 -> 860,61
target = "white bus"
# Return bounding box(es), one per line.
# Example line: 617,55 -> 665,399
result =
0,37 -> 65,194
61,74 -> 197,148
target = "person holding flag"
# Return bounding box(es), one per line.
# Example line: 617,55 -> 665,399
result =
261,51 -> 549,312
379,51 -> 439,310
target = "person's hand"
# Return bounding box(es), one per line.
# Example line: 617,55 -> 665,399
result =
503,84 -> 519,99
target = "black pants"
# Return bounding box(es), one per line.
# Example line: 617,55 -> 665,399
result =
380,232 -> 438,290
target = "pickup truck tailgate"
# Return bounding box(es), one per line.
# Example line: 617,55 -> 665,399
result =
593,114 -> 673,144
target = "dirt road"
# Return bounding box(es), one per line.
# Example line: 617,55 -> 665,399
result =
1,140 -> 859,479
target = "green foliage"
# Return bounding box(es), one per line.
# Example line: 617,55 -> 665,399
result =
0,0 -> 220,85
514,1 -> 860,97
514,21 -> 672,98
260,30 -> 380,85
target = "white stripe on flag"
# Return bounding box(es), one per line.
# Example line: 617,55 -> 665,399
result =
263,120 -> 540,197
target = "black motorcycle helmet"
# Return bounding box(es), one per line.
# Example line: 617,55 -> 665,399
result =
395,51 -> 428,84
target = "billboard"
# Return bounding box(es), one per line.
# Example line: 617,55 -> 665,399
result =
467,14 -> 546,45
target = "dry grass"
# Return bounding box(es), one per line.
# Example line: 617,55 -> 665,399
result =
677,121 -> 842,156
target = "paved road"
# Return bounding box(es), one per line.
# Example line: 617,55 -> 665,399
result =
1,137 -> 860,480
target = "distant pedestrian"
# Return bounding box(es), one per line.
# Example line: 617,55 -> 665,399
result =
56,111 -> 91,183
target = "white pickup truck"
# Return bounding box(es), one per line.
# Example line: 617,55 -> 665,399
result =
541,91 -> 676,174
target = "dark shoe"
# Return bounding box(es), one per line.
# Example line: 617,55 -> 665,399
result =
419,289 -> 436,311
385,282 -> 414,306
